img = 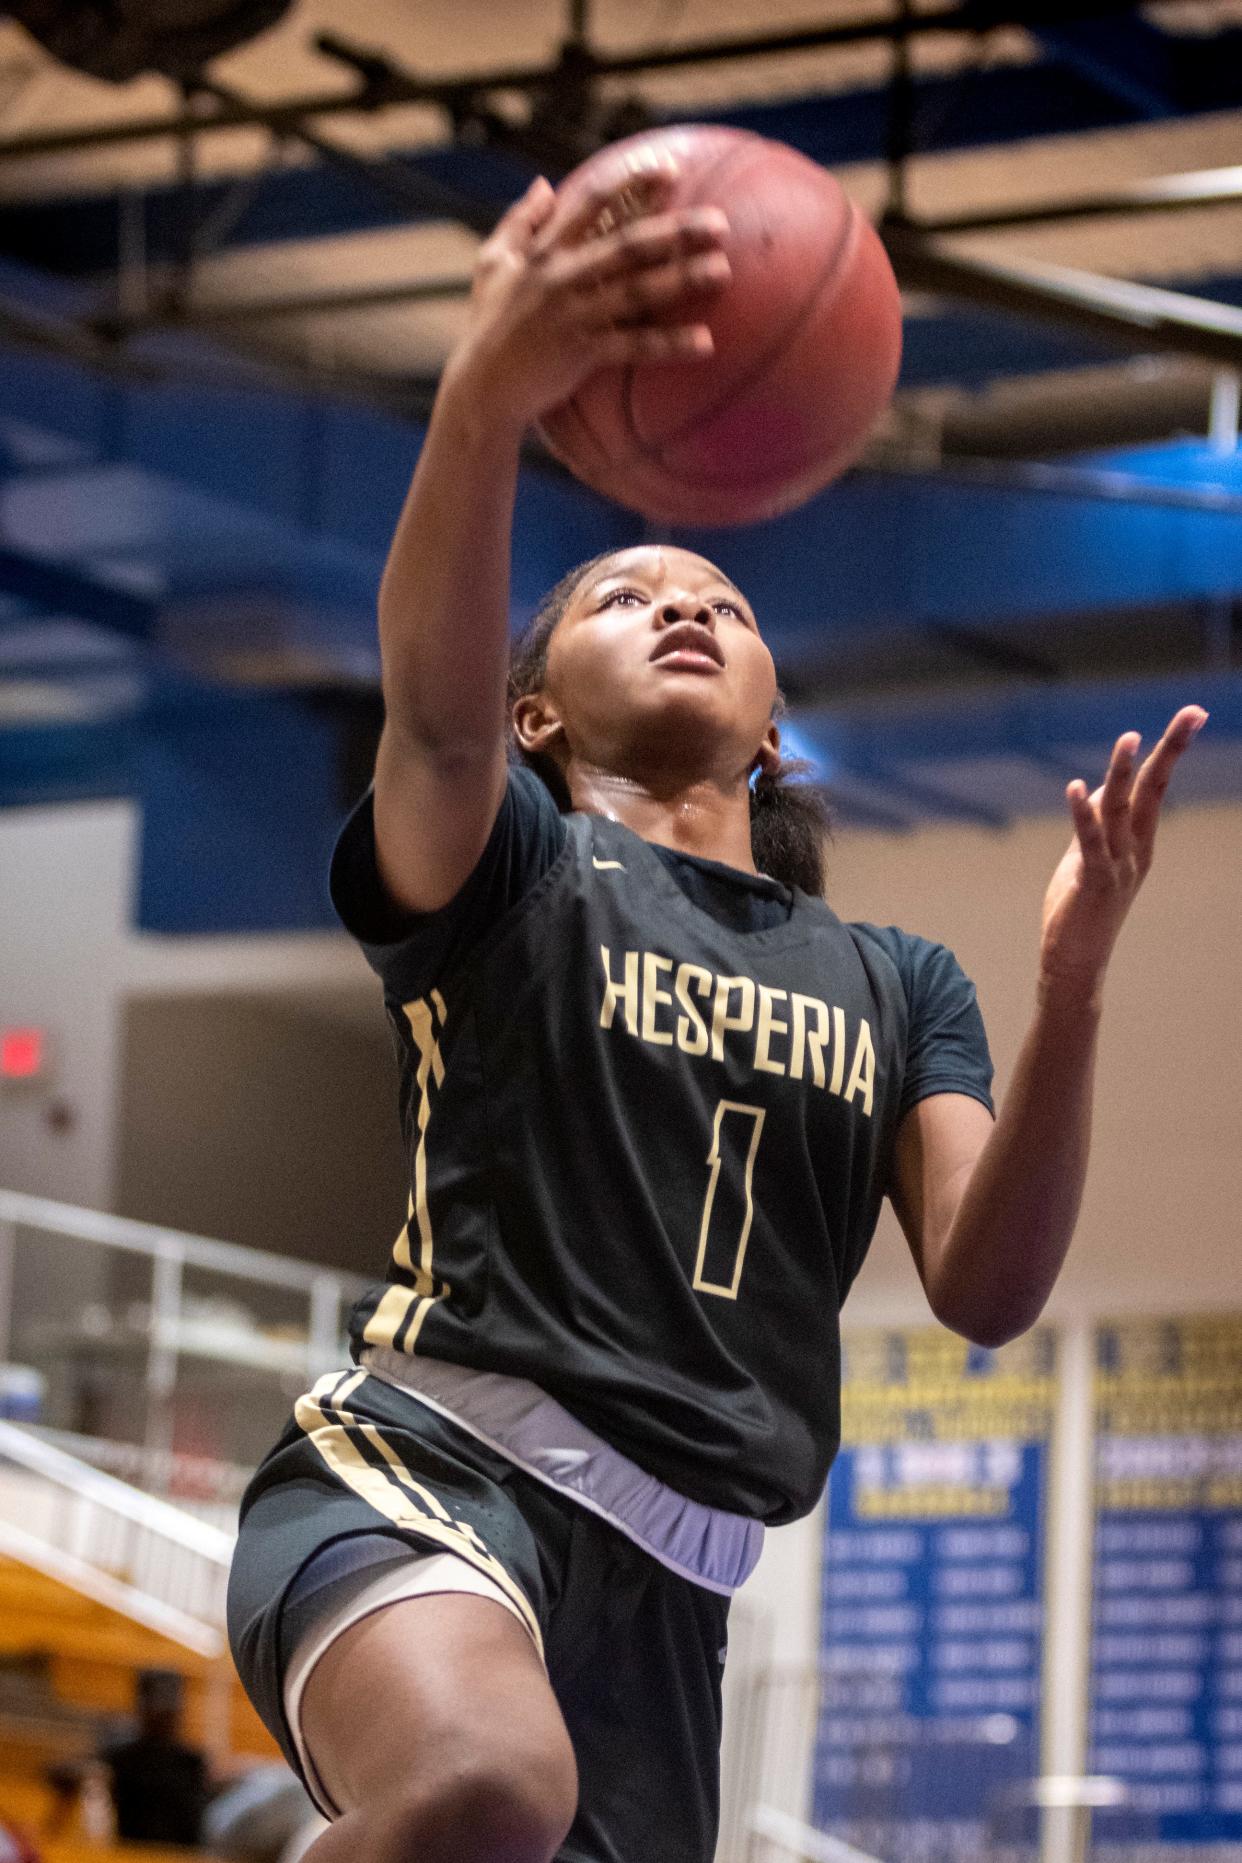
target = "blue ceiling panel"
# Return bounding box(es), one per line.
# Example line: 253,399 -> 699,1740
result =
677,450 -> 1242,643
0,715 -> 135,805
1072,437 -> 1242,486
790,668 -> 1242,831
899,275 -> 1242,389
309,400 -> 441,557
120,379 -> 324,531
899,303 -> 1128,388
0,542 -> 155,637
0,339 -> 647,650
797,670 -> 1242,773
0,461 -> 291,570
0,414 -> 95,474
1026,15 -> 1180,117
2,322 -> 1239,664
135,687 -> 343,933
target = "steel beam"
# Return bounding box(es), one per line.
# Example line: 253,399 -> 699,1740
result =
904,164 -> 1242,234
0,3 -> 1205,166
191,77 -> 501,237
884,225 -> 1242,367
119,273 -> 475,330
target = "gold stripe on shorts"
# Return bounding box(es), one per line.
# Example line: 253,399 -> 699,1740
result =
293,1371 -> 543,1654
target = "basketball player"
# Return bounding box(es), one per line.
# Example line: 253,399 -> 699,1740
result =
227,169 -> 1206,1863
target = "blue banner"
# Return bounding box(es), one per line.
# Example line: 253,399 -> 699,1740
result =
814,1328 -> 1054,1863
1089,1317 -> 1242,1859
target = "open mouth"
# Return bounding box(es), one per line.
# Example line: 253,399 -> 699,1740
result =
650,622 -> 725,671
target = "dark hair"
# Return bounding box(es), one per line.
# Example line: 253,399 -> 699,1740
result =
507,553 -> 833,896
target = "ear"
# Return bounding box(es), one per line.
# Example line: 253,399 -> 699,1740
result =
750,719 -> 781,781
512,690 -> 566,758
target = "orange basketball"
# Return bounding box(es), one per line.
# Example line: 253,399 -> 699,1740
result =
537,124 -> 903,529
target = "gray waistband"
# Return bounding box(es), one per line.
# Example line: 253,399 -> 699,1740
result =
359,1348 -> 764,1596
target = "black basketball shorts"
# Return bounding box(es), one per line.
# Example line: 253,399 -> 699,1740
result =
227,1368 -> 731,1863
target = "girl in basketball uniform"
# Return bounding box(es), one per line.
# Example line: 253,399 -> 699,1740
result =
228,168 -> 1205,1863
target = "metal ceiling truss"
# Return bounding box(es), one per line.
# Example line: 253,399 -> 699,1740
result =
0,3 -> 1231,167
881,230 -> 1242,369
0,7 -> 1133,163
0,40 -> 1234,515
107,223 -> 1242,374
0,9 -> 1239,557
0,6 -> 1234,410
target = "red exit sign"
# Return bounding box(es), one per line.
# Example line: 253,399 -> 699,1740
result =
0,1027 -> 47,1082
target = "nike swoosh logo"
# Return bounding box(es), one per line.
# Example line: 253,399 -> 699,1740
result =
592,856 -> 626,872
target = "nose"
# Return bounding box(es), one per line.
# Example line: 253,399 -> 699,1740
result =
658,596 -> 713,627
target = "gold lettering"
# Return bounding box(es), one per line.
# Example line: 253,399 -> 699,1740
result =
844,1018 -> 876,1116
674,963 -> 712,1056
710,975 -> 756,1062
754,985 -> 789,1076
830,1005 -> 846,1095
790,992 -> 830,1087
641,953 -> 674,1046
599,945 -> 639,1034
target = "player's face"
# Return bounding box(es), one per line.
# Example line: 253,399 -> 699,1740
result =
542,546 -> 778,782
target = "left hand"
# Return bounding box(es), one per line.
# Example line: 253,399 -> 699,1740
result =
1039,704 -> 1208,999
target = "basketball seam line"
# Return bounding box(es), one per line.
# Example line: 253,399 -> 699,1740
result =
619,133 -> 765,464
553,386 -> 611,472
624,160 -> 862,469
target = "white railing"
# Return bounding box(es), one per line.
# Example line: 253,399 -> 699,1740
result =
0,1190 -> 377,1651
0,1418 -> 234,1655
748,1807 -> 884,1863
0,1188 -> 369,1496
22,1424 -> 250,1532
0,1187 -> 367,1356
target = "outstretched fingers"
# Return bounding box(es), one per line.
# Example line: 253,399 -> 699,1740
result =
1097,731 -> 1142,863
1067,707 -> 1208,881
1066,778 -> 1111,873
1129,705 -> 1209,861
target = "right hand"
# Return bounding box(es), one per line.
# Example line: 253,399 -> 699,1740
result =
443,167 -> 731,435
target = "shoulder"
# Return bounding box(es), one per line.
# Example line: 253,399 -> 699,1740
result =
845,921 -> 966,1002
848,922 -> 994,1117
330,762 -> 568,995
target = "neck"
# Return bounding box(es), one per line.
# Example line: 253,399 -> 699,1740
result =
567,764 -> 758,872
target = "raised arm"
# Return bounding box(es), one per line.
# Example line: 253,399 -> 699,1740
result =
371,169 -> 730,915
890,705 -> 1207,1346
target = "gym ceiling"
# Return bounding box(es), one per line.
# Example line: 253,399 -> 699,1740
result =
0,1 -> 1239,928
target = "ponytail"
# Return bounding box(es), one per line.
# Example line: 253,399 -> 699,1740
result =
749,757 -> 832,897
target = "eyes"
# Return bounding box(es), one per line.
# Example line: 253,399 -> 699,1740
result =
598,585 -> 751,624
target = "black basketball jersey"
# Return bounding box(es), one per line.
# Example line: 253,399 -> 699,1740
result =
333,769 -> 993,1526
